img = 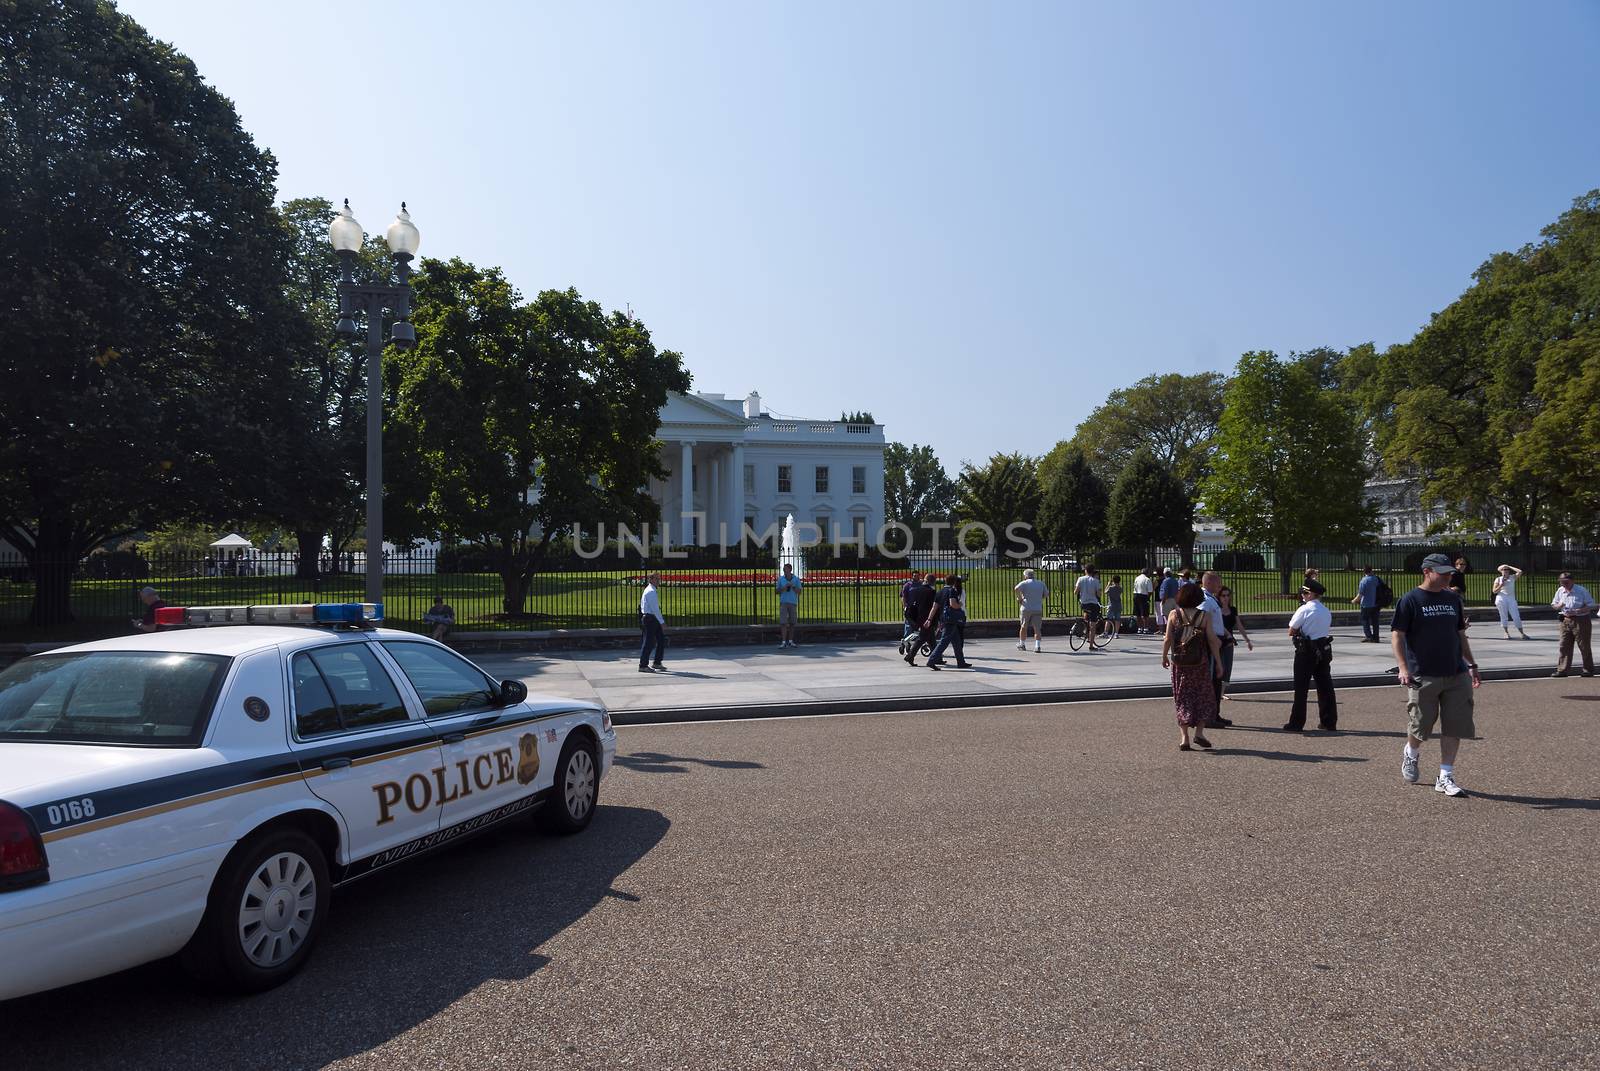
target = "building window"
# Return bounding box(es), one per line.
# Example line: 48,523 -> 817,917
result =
777,465 -> 791,494
815,515 -> 832,540
744,515 -> 756,533
743,464 -> 755,494
851,515 -> 866,540
815,466 -> 829,493
691,464 -> 698,493
852,466 -> 866,494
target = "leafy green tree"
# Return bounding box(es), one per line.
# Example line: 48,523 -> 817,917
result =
1349,191 -> 1600,545
1043,372 -> 1226,493
389,259 -> 690,613
1037,446 -> 1108,549
1201,351 -> 1374,593
1107,448 -> 1192,553
883,442 -> 957,550
0,0 -> 307,624
955,453 -> 1040,558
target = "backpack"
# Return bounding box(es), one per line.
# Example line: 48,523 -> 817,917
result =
1375,579 -> 1394,609
1172,609 -> 1209,666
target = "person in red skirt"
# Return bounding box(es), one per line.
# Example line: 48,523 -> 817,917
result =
1162,581 -> 1224,751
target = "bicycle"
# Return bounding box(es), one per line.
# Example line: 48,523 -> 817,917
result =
1067,608 -> 1115,651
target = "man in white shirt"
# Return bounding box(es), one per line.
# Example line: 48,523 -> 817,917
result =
1551,571 -> 1597,677
639,572 -> 667,672
1014,569 -> 1048,652
1132,569 -> 1155,633
1200,571 -> 1232,726
1285,577 -> 1337,731
1074,566 -> 1104,644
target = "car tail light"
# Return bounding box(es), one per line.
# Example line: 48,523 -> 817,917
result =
0,801 -> 49,891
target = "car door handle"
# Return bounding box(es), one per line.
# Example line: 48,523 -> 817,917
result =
321,757 -> 352,771
440,732 -> 466,744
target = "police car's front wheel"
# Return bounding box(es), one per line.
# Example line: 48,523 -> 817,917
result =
541,736 -> 599,834
180,828 -> 331,993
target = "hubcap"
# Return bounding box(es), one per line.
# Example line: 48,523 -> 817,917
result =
238,851 -> 317,968
564,749 -> 596,820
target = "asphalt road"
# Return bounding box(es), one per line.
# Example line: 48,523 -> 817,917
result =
5,678 -> 1599,1070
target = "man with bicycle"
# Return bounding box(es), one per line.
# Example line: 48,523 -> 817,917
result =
1074,565 -> 1105,647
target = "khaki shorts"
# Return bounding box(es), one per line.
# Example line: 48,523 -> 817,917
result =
1019,609 -> 1043,632
1407,673 -> 1475,741
778,603 -> 798,626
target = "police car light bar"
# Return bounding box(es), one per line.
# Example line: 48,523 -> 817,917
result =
152,603 -> 384,627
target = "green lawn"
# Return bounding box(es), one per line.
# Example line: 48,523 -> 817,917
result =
0,563 -> 1582,642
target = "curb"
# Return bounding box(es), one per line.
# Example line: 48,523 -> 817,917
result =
608,665 -> 1561,726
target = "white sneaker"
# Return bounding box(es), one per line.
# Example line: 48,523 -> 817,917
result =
1401,750 -> 1419,784
1435,772 -> 1466,797
1016,642 -> 1025,650
1034,644 -> 1042,653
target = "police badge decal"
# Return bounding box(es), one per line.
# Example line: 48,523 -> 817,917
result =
516,733 -> 540,785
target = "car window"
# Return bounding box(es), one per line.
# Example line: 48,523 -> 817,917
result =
381,642 -> 497,716
0,652 -> 229,747
292,645 -> 409,737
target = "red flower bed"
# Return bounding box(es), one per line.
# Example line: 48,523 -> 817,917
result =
629,570 -> 914,586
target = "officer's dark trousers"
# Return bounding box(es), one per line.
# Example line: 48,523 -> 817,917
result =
639,615 -> 666,667
929,621 -> 965,664
1288,641 -> 1337,729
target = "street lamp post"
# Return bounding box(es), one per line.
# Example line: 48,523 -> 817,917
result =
329,199 -> 421,605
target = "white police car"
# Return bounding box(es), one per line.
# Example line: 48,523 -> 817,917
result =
0,603 -> 615,1000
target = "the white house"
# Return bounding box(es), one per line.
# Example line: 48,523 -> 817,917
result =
647,391 -> 886,548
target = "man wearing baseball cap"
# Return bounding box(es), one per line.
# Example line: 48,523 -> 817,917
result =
1550,571 -> 1597,677
1391,553 -> 1481,797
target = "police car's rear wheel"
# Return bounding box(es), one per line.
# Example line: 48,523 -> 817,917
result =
180,828 -> 330,993
541,736 -> 598,834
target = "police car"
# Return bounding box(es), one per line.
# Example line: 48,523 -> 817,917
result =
0,603 -> 616,1000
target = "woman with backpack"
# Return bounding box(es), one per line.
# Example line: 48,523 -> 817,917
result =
1162,582 -> 1224,751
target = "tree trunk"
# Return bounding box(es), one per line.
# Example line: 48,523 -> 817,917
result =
500,569 -> 531,615
1277,546 -> 1293,596
26,520 -> 84,627
294,529 -> 325,580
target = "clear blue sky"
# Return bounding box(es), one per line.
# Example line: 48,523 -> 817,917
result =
119,0 -> 1600,473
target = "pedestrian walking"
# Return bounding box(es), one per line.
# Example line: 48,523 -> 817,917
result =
1132,568 -> 1155,633
1074,565 -> 1104,645
1105,575 -> 1124,636
1448,556 -> 1470,600
1394,554 -> 1481,797
638,572 -> 667,672
1492,564 -> 1528,639
775,563 -> 803,647
1158,567 -> 1180,624
422,595 -> 455,642
1014,568 -> 1047,652
1284,578 -> 1337,732
1352,565 -> 1382,643
904,573 -> 939,666
1161,582 -> 1223,751
133,586 -> 167,633
926,574 -> 970,669
1199,571 -> 1233,726
900,569 -> 925,650
1551,571 -> 1597,677
1216,584 -> 1253,702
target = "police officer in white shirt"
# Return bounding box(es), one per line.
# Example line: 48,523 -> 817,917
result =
1551,571 -> 1597,677
1285,577 -> 1337,731
639,572 -> 667,672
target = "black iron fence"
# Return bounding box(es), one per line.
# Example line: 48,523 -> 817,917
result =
2,543 -> 1596,640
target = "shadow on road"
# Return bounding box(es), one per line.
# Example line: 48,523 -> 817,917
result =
616,751 -> 767,774
0,804 -> 670,1071
1223,724 -> 1409,740
1470,791 -> 1600,811
1211,748 -> 1367,764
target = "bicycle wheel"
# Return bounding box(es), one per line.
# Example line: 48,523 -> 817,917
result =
1091,621 -> 1115,649
1068,622 -> 1086,651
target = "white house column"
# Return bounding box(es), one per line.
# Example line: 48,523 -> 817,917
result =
731,443 -> 746,541
708,455 -> 722,546
679,440 -> 695,547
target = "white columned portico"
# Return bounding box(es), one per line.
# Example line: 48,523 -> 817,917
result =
679,440 -> 695,547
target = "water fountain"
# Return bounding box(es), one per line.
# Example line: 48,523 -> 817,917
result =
779,514 -> 806,579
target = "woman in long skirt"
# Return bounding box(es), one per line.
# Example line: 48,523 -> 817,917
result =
1162,582 -> 1224,750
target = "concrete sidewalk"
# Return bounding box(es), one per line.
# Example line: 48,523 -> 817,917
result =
477,621 -> 1578,723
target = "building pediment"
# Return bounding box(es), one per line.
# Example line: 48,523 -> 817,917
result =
659,392 -> 750,427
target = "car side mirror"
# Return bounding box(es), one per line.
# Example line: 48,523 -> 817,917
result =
498,679 -> 528,706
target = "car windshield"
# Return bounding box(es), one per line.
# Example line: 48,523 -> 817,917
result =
0,651 -> 230,747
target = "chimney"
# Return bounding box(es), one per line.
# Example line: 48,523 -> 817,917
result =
744,391 -> 762,419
